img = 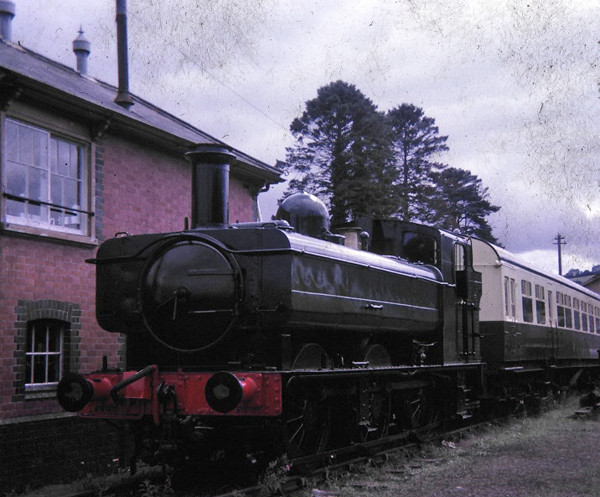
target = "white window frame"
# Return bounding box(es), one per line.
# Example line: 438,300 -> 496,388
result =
25,320 -> 64,390
2,116 -> 94,240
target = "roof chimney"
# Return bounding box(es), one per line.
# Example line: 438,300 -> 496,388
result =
72,28 -> 91,75
114,0 -> 133,109
0,0 -> 15,42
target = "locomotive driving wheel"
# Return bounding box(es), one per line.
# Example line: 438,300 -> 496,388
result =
355,345 -> 392,442
355,387 -> 391,443
399,386 -> 440,434
284,382 -> 331,459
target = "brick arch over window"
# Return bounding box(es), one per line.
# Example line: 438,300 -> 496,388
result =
13,300 -> 81,401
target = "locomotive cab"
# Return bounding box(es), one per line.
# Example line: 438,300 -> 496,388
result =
358,218 -> 483,364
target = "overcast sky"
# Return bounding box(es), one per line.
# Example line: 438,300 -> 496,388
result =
9,0 -> 600,275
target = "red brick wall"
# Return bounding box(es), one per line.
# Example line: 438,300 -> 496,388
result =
0,237 -> 102,419
0,133 -> 261,422
0,128 -> 264,491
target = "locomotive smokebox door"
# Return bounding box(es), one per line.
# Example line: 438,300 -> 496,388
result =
141,239 -> 242,352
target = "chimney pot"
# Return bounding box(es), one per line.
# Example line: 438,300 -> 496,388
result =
73,28 -> 91,75
0,0 -> 15,42
114,0 -> 133,109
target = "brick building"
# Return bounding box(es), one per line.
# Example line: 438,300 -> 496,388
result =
0,3 -> 281,492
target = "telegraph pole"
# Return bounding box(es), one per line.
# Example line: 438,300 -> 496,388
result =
554,234 -> 566,275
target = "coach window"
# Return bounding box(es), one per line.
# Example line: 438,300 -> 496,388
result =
573,298 -> 581,330
589,307 -> 595,333
556,293 -> 565,328
565,295 -> 573,328
581,302 -> 588,332
521,280 -> 534,323
2,117 -> 93,241
535,284 -> 546,324
547,291 -> 553,323
504,277 -> 516,320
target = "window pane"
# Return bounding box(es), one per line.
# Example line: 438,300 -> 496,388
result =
26,320 -> 64,385
56,139 -> 70,176
523,297 -> 534,323
47,354 -> 60,383
32,130 -> 48,169
69,143 -> 79,178
20,125 -> 34,165
28,167 -> 45,201
51,174 -> 63,205
50,208 -> 64,227
6,120 -> 19,161
63,178 -> 78,207
558,307 -> 565,327
48,326 -> 61,351
6,161 -> 27,196
33,355 -> 45,383
34,325 -> 46,351
536,300 -> 546,324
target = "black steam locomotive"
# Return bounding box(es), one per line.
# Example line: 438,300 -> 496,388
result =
57,144 -> 600,466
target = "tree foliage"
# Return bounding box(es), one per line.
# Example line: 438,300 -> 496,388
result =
429,167 -> 501,244
281,81 -> 397,225
281,81 -> 501,243
386,104 -> 449,222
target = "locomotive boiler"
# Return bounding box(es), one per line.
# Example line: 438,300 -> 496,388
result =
57,144 -> 485,464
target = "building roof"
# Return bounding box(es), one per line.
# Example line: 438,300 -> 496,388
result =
0,39 -> 282,185
567,272 -> 600,289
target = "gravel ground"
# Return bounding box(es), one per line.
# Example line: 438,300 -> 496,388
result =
307,400 -> 600,497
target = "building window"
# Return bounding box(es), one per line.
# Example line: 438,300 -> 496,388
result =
13,300 -> 81,401
26,320 -> 64,388
521,280 -> 534,323
3,118 -> 91,236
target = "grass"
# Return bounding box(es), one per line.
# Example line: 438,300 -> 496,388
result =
297,397 -> 600,497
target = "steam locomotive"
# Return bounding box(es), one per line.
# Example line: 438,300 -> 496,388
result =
57,144 -> 600,467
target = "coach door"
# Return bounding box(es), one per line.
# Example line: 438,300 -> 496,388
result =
454,242 -> 482,359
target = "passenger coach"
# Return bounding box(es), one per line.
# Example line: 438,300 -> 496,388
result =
472,239 -> 600,372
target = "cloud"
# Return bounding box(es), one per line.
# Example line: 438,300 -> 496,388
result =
11,0 -> 600,271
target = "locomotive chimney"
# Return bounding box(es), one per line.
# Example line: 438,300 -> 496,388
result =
185,144 -> 235,228
114,0 -> 134,109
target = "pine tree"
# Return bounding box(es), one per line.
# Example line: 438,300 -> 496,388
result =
386,104 -> 449,222
429,167 -> 501,244
281,81 -> 396,226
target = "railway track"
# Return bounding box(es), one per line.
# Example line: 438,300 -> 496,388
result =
213,420 -> 489,497
64,417 -> 489,497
